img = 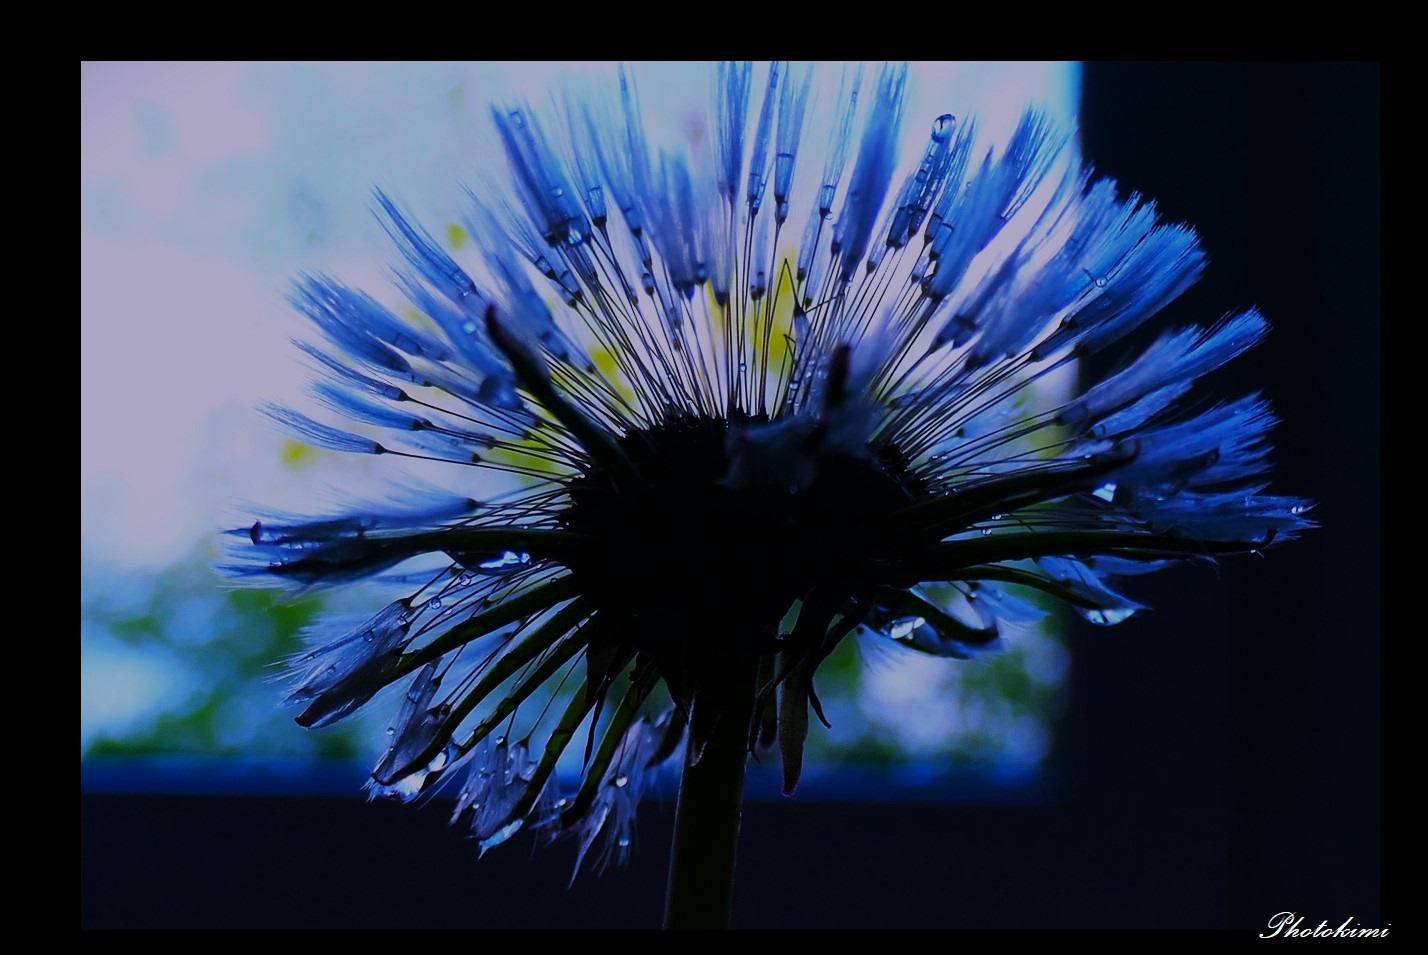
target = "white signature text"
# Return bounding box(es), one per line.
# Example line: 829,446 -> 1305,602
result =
1261,912 -> 1388,938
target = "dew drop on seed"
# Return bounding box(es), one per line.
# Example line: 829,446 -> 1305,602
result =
478,819 -> 524,855
981,528 -> 992,536
1079,607 -> 1135,626
479,550 -> 530,571
427,746 -> 451,773
888,616 -> 926,640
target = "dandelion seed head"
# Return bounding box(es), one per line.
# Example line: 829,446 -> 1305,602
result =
227,61 -> 1313,875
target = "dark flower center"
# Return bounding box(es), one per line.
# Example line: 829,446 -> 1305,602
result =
559,413 -> 926,657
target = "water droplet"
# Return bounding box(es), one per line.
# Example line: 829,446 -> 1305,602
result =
617,836 -> 631,848
427,746 -> 451,773
386,726 -> 395,736
1079,607 -> 1135,626
462,320 -> 477,335
991,513 -> 1005,521
888,616 -> 926,640
1290,505 -> 1305,515
738,361 -> 747,372
478,819 -> 524,855
1094,276 -> 1108,288
430,598 -> 442,610
479,550 -> 531,571
613,774 -> 629,789
556,797 -> 569,808
980,528 -> 992,536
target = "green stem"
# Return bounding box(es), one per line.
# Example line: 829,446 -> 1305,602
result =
663,653 -> 759,930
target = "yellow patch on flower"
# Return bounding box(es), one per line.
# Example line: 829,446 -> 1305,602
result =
280,439 -> 317,470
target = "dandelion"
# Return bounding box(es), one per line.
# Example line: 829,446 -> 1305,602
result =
227,61 -> 1313,928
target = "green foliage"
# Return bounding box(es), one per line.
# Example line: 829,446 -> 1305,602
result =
795,615 -> 1066,774
82,542 -> 1065,780
81,545 -> 367,762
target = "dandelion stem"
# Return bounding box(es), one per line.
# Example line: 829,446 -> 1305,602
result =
663,652 -> 759,930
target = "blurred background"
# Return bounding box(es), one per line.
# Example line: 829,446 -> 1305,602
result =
80,61 -> 1380,930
